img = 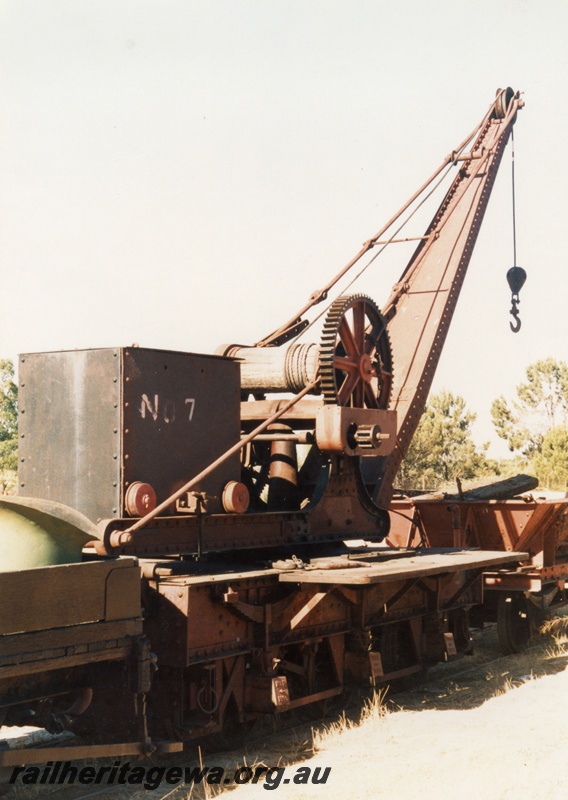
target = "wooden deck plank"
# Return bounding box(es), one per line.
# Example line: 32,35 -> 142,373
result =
278,550 -> 529,585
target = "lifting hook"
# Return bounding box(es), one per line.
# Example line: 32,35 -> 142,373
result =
509,302 -> 522,333
506,266 -> 526,334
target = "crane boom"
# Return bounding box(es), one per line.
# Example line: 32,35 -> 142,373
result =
372,88 -> 523,506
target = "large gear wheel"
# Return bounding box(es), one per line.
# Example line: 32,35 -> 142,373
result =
320,294 -> 392,408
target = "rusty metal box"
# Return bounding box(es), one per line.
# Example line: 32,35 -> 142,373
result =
18,347 -> 241,523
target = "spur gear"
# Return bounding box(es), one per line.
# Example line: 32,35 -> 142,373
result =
319,294 -> 392,408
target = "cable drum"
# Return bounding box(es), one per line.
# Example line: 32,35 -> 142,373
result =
221,342 -> 319,394
284,343 -> 319,393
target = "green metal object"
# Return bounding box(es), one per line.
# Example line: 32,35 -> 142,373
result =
0,496 -> 100,572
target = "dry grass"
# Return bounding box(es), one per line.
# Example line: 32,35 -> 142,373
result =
311,688 -> 390,752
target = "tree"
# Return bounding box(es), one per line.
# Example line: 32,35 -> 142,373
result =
0,359 -> 18,473
397,390 -> 498,492
491,358 -> 568,456
532,426 -> 568,491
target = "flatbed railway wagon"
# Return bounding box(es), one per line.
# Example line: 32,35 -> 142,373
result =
389,487 -> 568,654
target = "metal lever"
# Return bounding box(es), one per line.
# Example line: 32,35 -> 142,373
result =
506,266 -> 526,334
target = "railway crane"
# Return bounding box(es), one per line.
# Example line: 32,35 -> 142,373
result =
1,87 -> 536,764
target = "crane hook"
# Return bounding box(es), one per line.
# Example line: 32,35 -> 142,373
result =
509,301 -> 522,333
506,266 -> 526,334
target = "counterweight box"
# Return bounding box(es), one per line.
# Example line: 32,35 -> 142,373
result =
18,347 -> 241,522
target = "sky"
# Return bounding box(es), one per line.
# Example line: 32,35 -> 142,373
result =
1,0 -> 567,457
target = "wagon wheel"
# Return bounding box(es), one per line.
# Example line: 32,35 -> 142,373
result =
378,621 -> 422,683
205,701 -> 256,752
497,593 -> 531,654
280,639 -> 339,721
319,294 -> 392,408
